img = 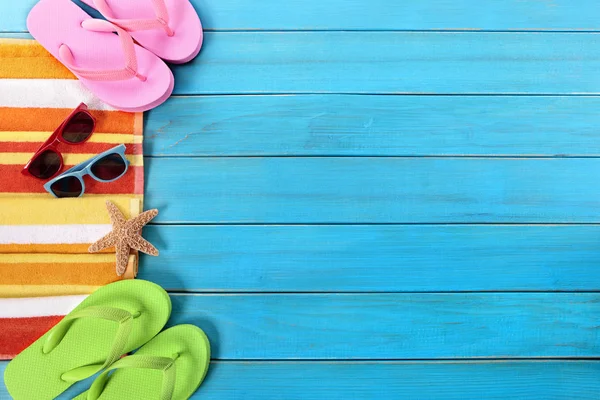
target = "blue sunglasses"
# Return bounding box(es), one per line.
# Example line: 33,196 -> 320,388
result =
44,144 -> 130,198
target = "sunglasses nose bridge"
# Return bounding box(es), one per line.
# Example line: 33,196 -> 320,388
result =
51,135 -> 64,146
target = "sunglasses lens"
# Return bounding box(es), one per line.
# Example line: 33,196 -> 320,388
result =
62,112 -> 94,143
50,176 -> 83,198
28,150 -> 61,179
91,153 -> 127,181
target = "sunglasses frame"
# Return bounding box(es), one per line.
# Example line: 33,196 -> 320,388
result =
43,144 -> 130,198
22,103 -> 96,179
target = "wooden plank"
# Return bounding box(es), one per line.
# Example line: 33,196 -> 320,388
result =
145,157 -> 600,224
162,293 -> 600,359
0,3 -> 31,32
3,32 -> 599,95
0,294 -> 597,360
140,224 -> 600,292
3,1 -> 600,32
146,95 -> 600,156
2,360 -> 600,399
168,32 -> 600,95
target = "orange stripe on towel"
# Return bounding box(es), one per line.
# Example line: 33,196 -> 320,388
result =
0,165 -> 143,194
0,108 -> 137,134
0,315 -> 65,360
0,244 -> 113,254
0,41 -> 75,80
0,262 -> 123,286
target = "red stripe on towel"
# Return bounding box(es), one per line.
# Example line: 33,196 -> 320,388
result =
0,315 -> 64,359
0,165 -> 143,194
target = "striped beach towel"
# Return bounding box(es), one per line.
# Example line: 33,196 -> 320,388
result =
0,295 -> 86,359
0,38 -> 144,358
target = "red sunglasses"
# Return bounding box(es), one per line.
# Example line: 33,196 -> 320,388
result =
22,103 -> 97,180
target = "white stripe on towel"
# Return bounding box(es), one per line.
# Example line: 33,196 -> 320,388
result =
0,79 -> 116,111
0,295 -> 87,318
0,224 -> 112,244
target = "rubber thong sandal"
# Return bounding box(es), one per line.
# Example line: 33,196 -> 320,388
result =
80,0 -> 203,64
4,280 -> 172,400
73,325 -> 211,400
27,0 -> 174,112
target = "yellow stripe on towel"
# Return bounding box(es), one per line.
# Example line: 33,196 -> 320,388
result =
0,254 -> 137,298
0,262 -> 121,286
0,153 -> 143,166
0,285 -> 101,298
0,254 -> 118,285
0,196 -> 141,225
0,131 -> 143,144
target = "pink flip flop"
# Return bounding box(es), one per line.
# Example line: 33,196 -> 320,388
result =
27,0 -> 174,112
80,0 -> 203,64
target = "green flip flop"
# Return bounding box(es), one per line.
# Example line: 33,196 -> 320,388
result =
74,325 -> 211,400
4,280 -> 172,400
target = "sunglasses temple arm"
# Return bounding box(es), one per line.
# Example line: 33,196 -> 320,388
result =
37,103 -> 91,151
41,103 -> 90,148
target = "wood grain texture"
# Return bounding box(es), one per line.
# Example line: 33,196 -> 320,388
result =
139,224 -> 600,292
3,0 -> 600,31
162,293 -> 600,359
2,361 -> 600,399
145,95 -> 600,156
146,157 -> 600,224
167,32 -> 600,95
4,32 -> 599,95
2,0 -> 599,395
167,361 -> 600,400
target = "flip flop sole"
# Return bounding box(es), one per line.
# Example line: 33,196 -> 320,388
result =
4,280 -> 172,400
27,0 -> 174,112
74,325 -> 211,400
81,0 -> 203,63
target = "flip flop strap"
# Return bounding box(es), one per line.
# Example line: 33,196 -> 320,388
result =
86,354 -> 177,400
42,305 -> 138,382
59,19 -> 147,82
92,0 -> 174,36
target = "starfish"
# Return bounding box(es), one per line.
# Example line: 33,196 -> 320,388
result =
89,200 -> 159,276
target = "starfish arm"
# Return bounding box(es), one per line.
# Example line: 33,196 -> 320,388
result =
129,209 -> 159,231
88,232 -> 118,253
106,200 -> 126,227
127,234 -> 159,256
115,240 -> 131,276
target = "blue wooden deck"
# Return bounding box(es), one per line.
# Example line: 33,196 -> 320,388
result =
3,1 -> 600,398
